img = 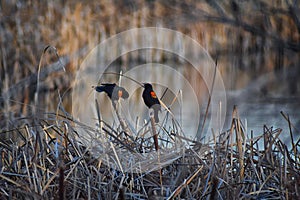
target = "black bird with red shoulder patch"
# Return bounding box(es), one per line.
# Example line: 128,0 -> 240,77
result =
142,83 -> 161,123
95,83 -> 129,103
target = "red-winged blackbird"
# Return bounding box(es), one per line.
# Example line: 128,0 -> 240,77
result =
95,83 -> 129,102
142,83 -> 161,123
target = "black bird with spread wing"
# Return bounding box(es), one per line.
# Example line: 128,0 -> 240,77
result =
95,83 -> 129,103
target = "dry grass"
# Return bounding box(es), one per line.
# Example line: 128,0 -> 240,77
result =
0,105 -> 299,199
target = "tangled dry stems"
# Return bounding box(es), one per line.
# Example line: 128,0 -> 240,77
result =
0,107 -> 299,199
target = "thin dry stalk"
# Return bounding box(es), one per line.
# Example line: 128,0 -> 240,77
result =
168,166 -> 203,199
114,102 -> 134,137
150,116 -> 159,152
233,106 -> 245,180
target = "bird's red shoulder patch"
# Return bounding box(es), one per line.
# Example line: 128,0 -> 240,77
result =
150,91 -> 157,98
118,90 -> 123,97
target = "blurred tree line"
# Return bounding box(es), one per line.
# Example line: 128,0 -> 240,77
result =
0,0 -> 299,118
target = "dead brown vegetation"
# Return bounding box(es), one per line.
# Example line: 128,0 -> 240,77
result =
0,107 -> 299,199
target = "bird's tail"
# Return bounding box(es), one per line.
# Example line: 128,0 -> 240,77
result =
95,86 -> 104,93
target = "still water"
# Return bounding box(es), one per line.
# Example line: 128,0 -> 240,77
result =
72,28 -> 299,149
227,95 -> 300,145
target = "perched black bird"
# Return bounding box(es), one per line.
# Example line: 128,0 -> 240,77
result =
142,83 -> 161,123
95,83 -> 129,102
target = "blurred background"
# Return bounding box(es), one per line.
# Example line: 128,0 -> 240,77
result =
1,0 -> 299,142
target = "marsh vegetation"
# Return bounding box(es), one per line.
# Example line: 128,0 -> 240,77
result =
0,0 -> 299,199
